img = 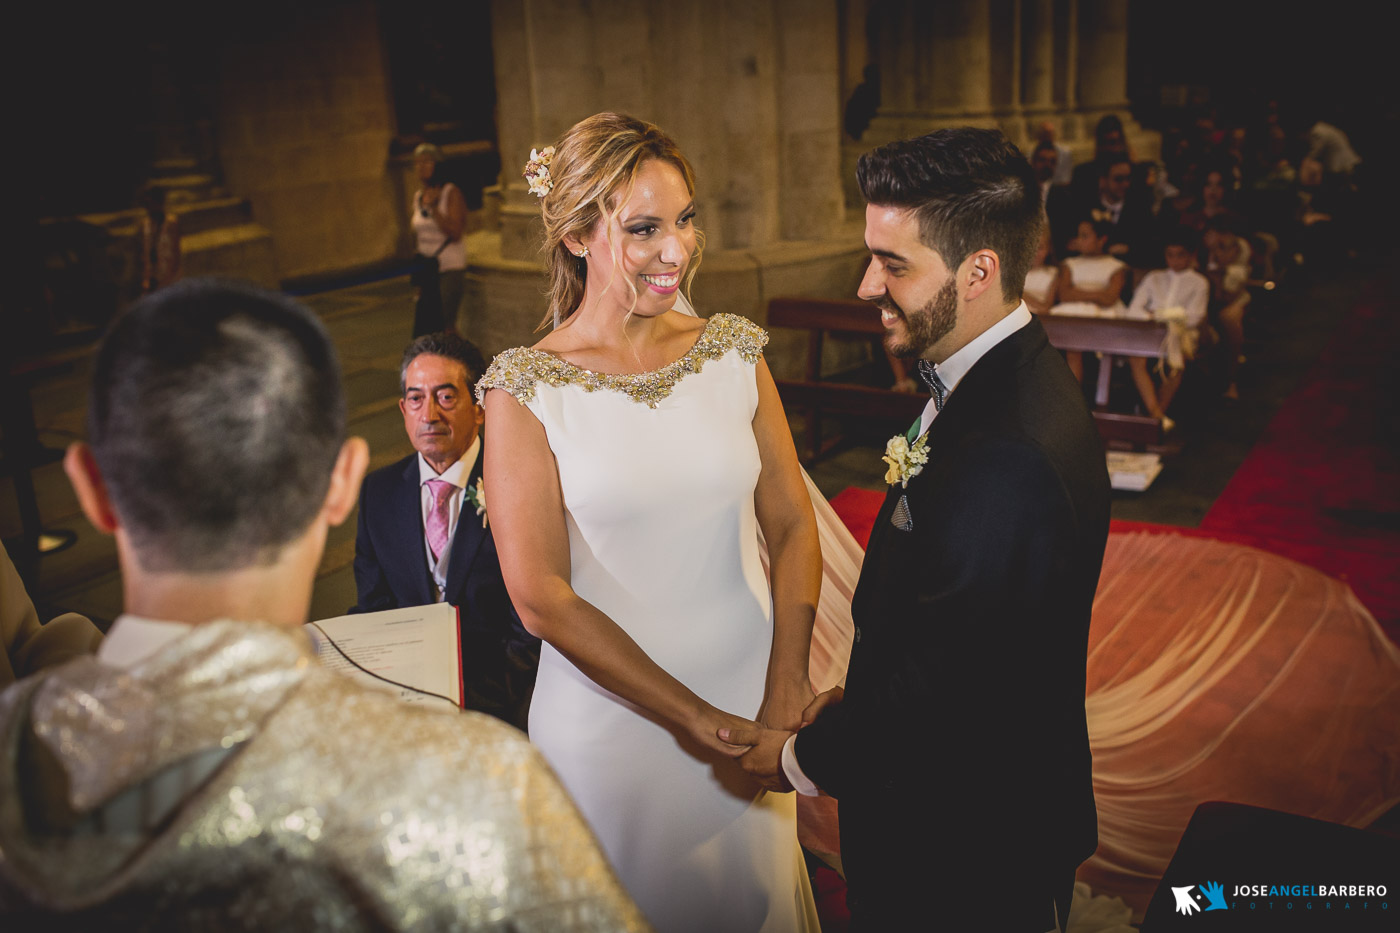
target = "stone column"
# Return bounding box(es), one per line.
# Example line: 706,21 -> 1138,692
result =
925,0 -> 992,118
1053,0 -> 1079,136
777,0 -> 844,241
1020,0 -> 1056,116
989,0 -> 1023,136
1075,0 -> 1129,112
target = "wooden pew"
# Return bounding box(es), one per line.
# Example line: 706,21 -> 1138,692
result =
1039,313 -> 1169,447
766,297 -> 925,463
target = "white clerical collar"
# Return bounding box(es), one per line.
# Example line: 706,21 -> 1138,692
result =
98,615 -> 195,669
417,433 -> 481,488
935,302 -> 1033,394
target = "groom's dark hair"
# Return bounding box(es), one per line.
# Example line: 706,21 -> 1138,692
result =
857,127 -> 1042,301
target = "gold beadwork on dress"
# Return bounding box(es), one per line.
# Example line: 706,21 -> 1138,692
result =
476,313 -> 768,409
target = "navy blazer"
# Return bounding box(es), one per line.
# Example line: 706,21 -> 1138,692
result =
794,316 -> 1110,927
351,448 -> 538,729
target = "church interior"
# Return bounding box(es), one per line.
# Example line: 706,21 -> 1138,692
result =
4,1 -> 1397,929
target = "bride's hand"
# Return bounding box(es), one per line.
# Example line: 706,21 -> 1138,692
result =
690,705 -> 762,758
759,677 -> 815,733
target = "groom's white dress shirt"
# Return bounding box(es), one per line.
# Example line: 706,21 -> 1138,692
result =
781,302 -> 1034,796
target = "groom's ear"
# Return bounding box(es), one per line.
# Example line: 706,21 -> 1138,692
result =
963,249 -> 1000,301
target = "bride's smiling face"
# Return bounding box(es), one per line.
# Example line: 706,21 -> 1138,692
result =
568,158 -> 697,318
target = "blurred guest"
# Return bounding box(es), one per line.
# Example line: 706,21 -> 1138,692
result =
1124,228 -> 1210,432
1035,120 -> 1074,186
1179,166 -> 1247,235
352,331 -> 538,729
1052,218 -> 1127,381
1070,114 -> 1132,202
1,542 -> 101,690
1088,155 -> 1155,267
1023,224 -> 1059,316
138,186 -> 180,294
1305,119 -> 1361,176
1032,141 -> 1059,206
0,279 -> 645,931
1203,219 -> 1253,400
409,143 -> 467,337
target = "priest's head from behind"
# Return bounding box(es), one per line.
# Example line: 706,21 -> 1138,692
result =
64,278 -> 369,628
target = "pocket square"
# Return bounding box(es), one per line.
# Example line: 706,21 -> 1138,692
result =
890,494 -> 913,532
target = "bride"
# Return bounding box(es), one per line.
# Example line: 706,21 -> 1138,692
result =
478,113 -> 825,931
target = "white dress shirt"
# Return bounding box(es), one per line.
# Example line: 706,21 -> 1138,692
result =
418,435 -> 481,603
1126,268 -> 1209,328
99,615 -> 195,668
781,302 -> 1035,796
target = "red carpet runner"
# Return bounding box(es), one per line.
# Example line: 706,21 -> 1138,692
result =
1196,279 -> 1400,643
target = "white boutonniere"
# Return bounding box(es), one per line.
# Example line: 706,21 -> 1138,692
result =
465,477 -> 488,528
882,431 -> 929,488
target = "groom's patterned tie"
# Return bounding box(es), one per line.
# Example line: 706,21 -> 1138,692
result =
425,479 -> 454,562
916,359 -> 947,411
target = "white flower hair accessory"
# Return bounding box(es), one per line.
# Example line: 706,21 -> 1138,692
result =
522,146 -> 556,199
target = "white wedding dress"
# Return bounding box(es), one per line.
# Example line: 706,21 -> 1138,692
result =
479,313 -> 821,933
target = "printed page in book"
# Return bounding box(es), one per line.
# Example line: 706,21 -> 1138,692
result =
306,603 -> 462,712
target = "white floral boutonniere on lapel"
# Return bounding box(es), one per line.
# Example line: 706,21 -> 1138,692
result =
464,477 -> 488,528
882,429 -> 929,488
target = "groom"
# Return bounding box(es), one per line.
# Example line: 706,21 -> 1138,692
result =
727,128 -> 1110,930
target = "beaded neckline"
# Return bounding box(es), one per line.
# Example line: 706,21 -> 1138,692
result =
476,313 -> 768,409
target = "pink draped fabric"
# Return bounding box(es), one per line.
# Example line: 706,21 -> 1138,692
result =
1080,531 -> 1400,917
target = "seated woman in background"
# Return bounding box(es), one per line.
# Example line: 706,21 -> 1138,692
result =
409,143 -> 468,337
1203,218 -> 1253,400
1179,165 -> 1248,235
1124,227 -> 1210,432
1023,224 -> 1059,316
1051,217 -> 1127,381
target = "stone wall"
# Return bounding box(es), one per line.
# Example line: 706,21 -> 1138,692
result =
215,0 -> 402,282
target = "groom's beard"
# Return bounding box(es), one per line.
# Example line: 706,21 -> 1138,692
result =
878,278 -> 958,359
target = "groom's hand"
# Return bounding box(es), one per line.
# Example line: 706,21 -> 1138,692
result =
720,725 -> 793,793
800,686 -> 843,726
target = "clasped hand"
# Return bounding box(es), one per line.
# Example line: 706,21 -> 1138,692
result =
719,686 -> 844,793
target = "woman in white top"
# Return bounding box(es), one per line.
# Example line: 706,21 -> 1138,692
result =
1022,223 -> 1059,315
1052,217 -> 1127,381
409,143 -> 467,336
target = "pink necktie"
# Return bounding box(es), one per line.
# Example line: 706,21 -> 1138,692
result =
425,479 -> 454,562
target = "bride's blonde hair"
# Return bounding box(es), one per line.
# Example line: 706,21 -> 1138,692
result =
535,112 -> 703,330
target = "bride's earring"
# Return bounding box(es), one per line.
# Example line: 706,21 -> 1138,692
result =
574,247 -> 590,258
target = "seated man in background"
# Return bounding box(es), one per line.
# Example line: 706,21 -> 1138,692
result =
1,542 -> 102,689
0,280 -> 646,931
1086,154 -> 1156,269
352,332 -> 538,729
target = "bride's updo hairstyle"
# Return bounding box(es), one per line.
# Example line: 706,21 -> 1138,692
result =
535,112 -> 702,330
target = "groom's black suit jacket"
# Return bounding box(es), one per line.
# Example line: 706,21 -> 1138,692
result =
351,449 -> 538,729
795,315 -> 1110,925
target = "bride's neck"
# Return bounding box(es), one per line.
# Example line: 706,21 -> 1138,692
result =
563,297 -> 670,350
